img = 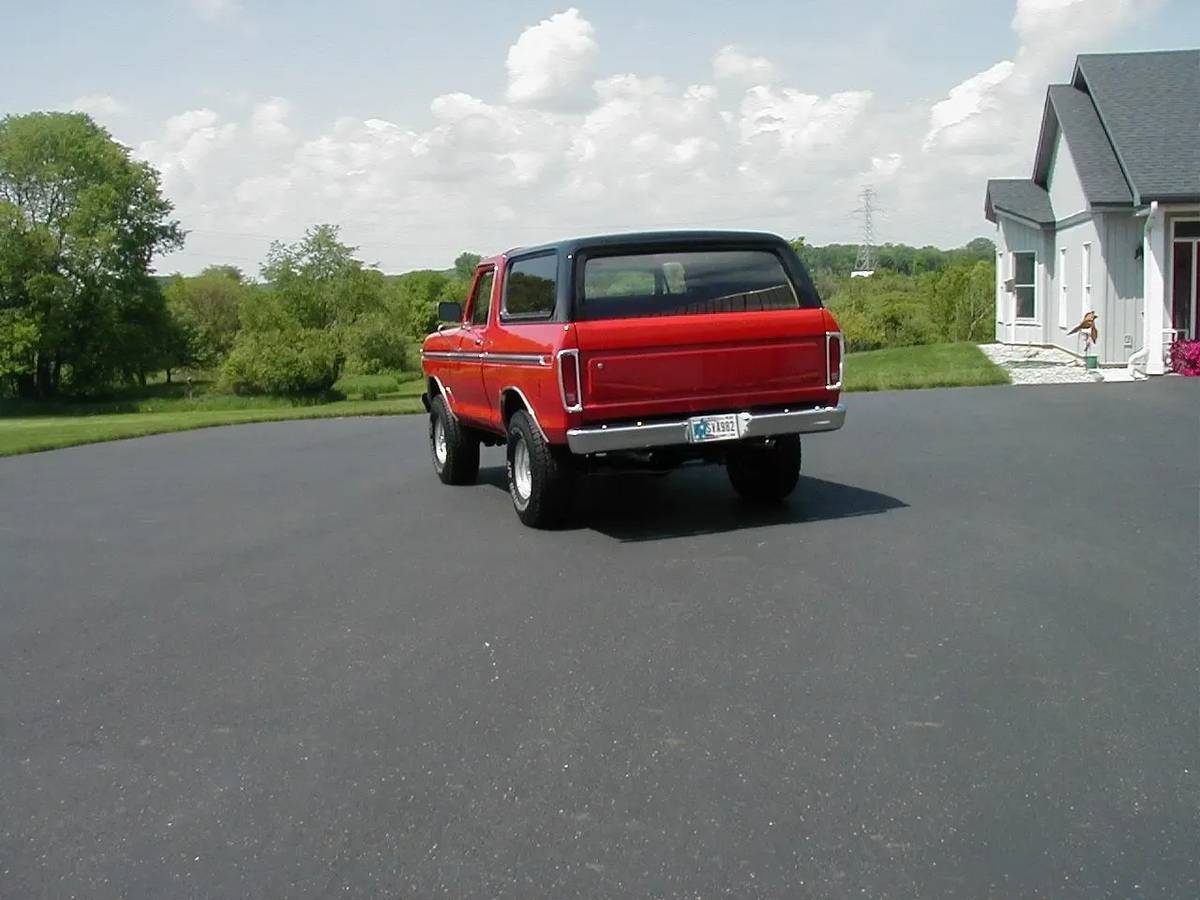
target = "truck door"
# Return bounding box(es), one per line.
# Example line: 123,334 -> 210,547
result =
455,266 -> 496,425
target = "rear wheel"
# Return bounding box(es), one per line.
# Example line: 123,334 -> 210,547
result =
727,436 -> 801,501
507,410 -> 575,528
429,394 -> 479,485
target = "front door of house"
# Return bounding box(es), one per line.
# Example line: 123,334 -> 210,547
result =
1169,220 -> 1200,341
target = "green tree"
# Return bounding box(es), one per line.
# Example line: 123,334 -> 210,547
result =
929,259 -> 995,343
224,224 -> 409,392
164,266 -> 247,370
392,269 -> 454,340
454,251 -> 482,279
0,112 -> 184,396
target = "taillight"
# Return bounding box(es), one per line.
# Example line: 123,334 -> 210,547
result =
826,332 -> 843,389
557,349 -> 583,411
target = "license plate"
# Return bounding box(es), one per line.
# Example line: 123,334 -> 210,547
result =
687,413 -> 740,443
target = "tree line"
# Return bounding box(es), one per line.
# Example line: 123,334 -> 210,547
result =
0,111 -> 485,398
790,237 -> 997,351
1,110 -> 996,400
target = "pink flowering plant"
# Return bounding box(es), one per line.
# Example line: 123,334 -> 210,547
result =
1169,339 -> 1200,376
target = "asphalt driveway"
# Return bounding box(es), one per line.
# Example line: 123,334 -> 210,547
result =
1,380 -> 1197,898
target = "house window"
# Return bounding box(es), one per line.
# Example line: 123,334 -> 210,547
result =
1058,248 -> 1068,328
1013,251 -> 1036,320
1081,243 -> 1092,317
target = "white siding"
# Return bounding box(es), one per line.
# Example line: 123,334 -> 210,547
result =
1047,217 -> 1100,357
1098,212 -> 1145,364
1044,212 -> 1144,364
1047,132 -> 1088,220
997,215 -> 1051,345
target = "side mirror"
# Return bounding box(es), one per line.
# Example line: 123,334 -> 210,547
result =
437,301 -> 462,323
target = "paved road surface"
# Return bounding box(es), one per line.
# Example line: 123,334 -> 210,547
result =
1,381 -> 1197,898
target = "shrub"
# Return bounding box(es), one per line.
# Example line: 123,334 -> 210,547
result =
344,311 -> 409,374
828,289 -> 939,352
1169,339 -> 1200,376
361,386 -> 379,401
219,329 -> 343,395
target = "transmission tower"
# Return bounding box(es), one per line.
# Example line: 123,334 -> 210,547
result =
852,186 -> 881,276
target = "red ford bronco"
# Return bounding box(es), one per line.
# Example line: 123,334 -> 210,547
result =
421,231 -> 845,527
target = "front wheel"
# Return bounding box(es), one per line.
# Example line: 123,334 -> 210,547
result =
726,436 -> 801,501
506,410 -> 575,528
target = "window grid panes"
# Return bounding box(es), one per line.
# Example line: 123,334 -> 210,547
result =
1013,252 -> 1036,320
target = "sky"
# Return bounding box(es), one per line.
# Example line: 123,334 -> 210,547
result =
2,0 -> 1197,274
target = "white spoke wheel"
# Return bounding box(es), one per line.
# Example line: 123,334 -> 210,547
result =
506,410 -> 576,528
429,394 -> 480,485
433,417 -> 448,465
512,436 -> 533,501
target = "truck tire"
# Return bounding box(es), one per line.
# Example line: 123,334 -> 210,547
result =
726,436 -> 801,501
506,410 -> 575,528
430,394 -> 479,485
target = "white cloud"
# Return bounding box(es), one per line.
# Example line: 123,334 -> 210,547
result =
867,153 -> 904,180
128,0 -> 1168,274
137,109 -> 239,209
189,0 -> 242,20
922,61 -> 1014,152
250,97 -> 292,144
738,86 -> 873,157
69,94 -> 129,118
712,45 -> 777,86
505,8 -> 597,107
922,0 -> 1160,154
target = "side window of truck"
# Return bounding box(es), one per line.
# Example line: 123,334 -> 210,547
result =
503,254 -> 557,319
469,269 -> 495,326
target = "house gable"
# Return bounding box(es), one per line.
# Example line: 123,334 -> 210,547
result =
1046,131 -> 1087,220
1073,49 -> 1200,204
1032,84 -> 1132,211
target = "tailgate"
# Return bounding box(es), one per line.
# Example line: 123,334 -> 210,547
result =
574,309 -> 832,422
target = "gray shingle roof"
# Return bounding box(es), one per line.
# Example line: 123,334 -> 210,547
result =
1042,84 -> 1133,205
1074,49 -> 1200,203
985,178 -> 1054,225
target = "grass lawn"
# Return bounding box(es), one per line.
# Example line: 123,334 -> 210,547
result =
0,373 -> 426,458
1,343 -> 1009,457
845,343 -> 1010,392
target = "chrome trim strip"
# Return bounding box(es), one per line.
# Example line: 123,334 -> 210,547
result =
500,386 -> 548,442
484,353 -> 549,367
421,350 -> 549,366
825,331 -> 844,391
565,404 -> 846,455
429,375 -> 457,420
556,348 -> 583,413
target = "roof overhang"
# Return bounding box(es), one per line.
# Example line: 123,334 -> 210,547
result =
1031,90 -> 1060,187
992,207 -> 1051,230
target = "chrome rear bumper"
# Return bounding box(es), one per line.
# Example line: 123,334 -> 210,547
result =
565,404 -> 846,455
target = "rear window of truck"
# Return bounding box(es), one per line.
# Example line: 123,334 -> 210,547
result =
580,249 -> 800,320
503,253 -> 557,319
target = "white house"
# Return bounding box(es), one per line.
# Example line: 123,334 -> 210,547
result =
985,49 -> 1200,374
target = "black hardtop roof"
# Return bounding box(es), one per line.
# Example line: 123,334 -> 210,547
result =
504,230 -> 792,258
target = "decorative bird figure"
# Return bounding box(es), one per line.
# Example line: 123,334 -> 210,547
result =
1068,310 -> 1099,344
